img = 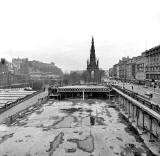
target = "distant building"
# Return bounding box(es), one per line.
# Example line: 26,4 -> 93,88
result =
109,67 -> 113,78
0,58 -> 8,73
70,70 -> 85,75
104,70 -> 109,78
86,37 -> 101,83
143,45 -> 160,81
7,62 -> 14,74
12,58 -> 29,74
113,64 -> 119,80
109,44 -> 160,86
118,57 -> 130,81
134,54 -> 146,84
126,58 -> 136,81
110,56 -> 136,82
30,72 -> 60,80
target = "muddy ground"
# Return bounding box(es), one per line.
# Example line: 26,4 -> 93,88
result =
0,99 -> 159,156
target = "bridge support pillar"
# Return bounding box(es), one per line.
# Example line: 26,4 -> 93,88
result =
142,111 -> 145,131
128,101 -> 130,118
122,97 -> 124,110
82,90 -> 84,100
116,94 -> 119,103
124,98 -> 126,113
108,92 -> 110,100
136,107 -> 139,127
118,95 -> 120,104
132,104 -> 135,122
125,99 -> 128,114
150,116 -> 153,139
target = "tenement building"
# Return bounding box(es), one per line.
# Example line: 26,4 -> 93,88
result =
134,54 -> 146,84
87,37 -> 101,83
109,44 -> 160,86
118,57 -> 130,81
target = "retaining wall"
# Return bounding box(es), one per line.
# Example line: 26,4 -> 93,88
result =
114,87 -> 160,140
0,91 -> 48,123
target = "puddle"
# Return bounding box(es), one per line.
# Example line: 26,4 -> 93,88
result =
116,137 -> 123,142
60,107 -> 83,114
46,132 -> 64,156
53,116 -> 77,129
0,133 -> 14,144
68,135 -> 94,153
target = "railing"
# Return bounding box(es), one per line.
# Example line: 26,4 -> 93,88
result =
0,90 -> 44,114
112,85 -> 160,114
58,87 -> 111,92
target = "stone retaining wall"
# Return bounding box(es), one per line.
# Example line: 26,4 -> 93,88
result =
115,92 -> 160,140
0,91 -> 48,123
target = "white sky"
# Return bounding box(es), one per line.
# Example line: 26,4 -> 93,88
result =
0,0 -> 160,72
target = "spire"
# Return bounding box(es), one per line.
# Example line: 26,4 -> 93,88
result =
87,59 -> 89,66
92,36 -> 94,44
90,36 -> 95,56
89,36 -> 96,67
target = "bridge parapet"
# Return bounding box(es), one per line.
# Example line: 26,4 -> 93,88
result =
57,85 -> 112,93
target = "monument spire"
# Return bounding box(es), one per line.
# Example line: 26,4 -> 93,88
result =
92,36 -> 94,44
87,36 -> 101,83
90,36 -> 96,66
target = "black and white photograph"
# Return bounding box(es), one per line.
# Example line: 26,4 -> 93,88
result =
0,0 -> 160,155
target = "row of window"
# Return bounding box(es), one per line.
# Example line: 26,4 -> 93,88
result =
148,55 -> 160,64
137,63 -> 144,72
146,74 -> 160,80
146,66 -> 160,71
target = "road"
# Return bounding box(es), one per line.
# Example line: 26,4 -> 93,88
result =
117,82 -> 160,105
0,99 -> 158,156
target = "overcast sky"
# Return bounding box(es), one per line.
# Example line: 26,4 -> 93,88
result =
0,0 -> 160,72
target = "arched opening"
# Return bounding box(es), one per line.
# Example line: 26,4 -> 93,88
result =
91,71 -> 94,80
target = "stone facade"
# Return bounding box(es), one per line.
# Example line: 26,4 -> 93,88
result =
109,44 -> 160,85
12,58 -> 29,74
126,58 -> 136,81
118,57 -> 130,81
135,54 -> 146,81
143,45 -> 160,81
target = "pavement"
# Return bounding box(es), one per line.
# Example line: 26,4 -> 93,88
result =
0,99 -> 158,156
117,82 -> 160,105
